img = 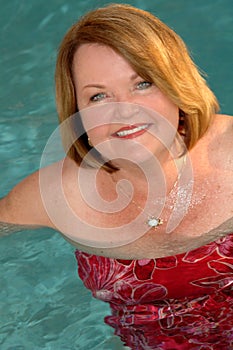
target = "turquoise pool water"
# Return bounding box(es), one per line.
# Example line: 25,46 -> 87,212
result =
0,0 -> 232,349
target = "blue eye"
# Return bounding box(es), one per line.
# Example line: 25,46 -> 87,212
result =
137,81 -> 152,90
90,92 -> 106,102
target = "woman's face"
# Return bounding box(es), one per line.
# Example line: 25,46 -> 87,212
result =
72,43 -> 179,163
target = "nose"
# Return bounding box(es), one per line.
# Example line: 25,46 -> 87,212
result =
113,101 -> 140,122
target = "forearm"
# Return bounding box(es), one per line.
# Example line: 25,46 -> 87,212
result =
0,221 -> 40,237
0,171 -> 54,230
0,195 -> 49,236
0,195 -> 41,236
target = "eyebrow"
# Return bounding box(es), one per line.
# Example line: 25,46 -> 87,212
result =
82,73 -> 139,90
83,83 -> 105,90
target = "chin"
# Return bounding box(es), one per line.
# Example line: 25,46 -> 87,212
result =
96,140 -> 163,167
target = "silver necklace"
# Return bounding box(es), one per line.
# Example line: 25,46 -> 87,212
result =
111,155 -> 187,229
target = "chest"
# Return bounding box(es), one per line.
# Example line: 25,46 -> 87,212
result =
70,168 -> 232,259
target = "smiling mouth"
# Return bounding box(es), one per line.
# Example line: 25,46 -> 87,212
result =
112,123 -> 151,139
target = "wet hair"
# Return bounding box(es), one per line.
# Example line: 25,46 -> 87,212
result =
55,3 -> 219,171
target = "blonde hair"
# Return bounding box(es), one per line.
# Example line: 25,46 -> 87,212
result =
55,3 -> 219,171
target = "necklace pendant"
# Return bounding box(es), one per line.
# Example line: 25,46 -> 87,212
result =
147,216 -> 163,229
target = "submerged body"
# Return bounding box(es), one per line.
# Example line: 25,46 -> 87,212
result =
76,234 -> 233,349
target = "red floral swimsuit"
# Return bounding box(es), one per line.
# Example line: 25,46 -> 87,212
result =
75,234 -> 233,349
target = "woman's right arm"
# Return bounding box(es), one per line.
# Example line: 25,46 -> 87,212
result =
0,169 -> 56,237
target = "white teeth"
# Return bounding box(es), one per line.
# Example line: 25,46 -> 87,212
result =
116,124 -> 149,137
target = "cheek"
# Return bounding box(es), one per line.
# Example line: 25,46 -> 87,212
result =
88,126 -> 109,144
165,104 -> 179,128
147,94 -> 179,126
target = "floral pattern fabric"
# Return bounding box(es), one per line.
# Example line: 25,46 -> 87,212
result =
75,234 -> 233,349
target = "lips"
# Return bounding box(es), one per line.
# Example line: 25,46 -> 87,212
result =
112,123 -> 151,139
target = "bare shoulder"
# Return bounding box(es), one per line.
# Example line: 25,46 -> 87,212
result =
204,114 -> 232,170
213,113 -> 233,134
59,157 -> 104,209
217,113 -> 233,156
38,157 -> 104,236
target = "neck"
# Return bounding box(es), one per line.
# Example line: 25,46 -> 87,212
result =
111,150 -> 175,183
109,151 -> 183,205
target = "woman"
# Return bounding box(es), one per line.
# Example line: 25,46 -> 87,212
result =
1,4 -> 232,349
